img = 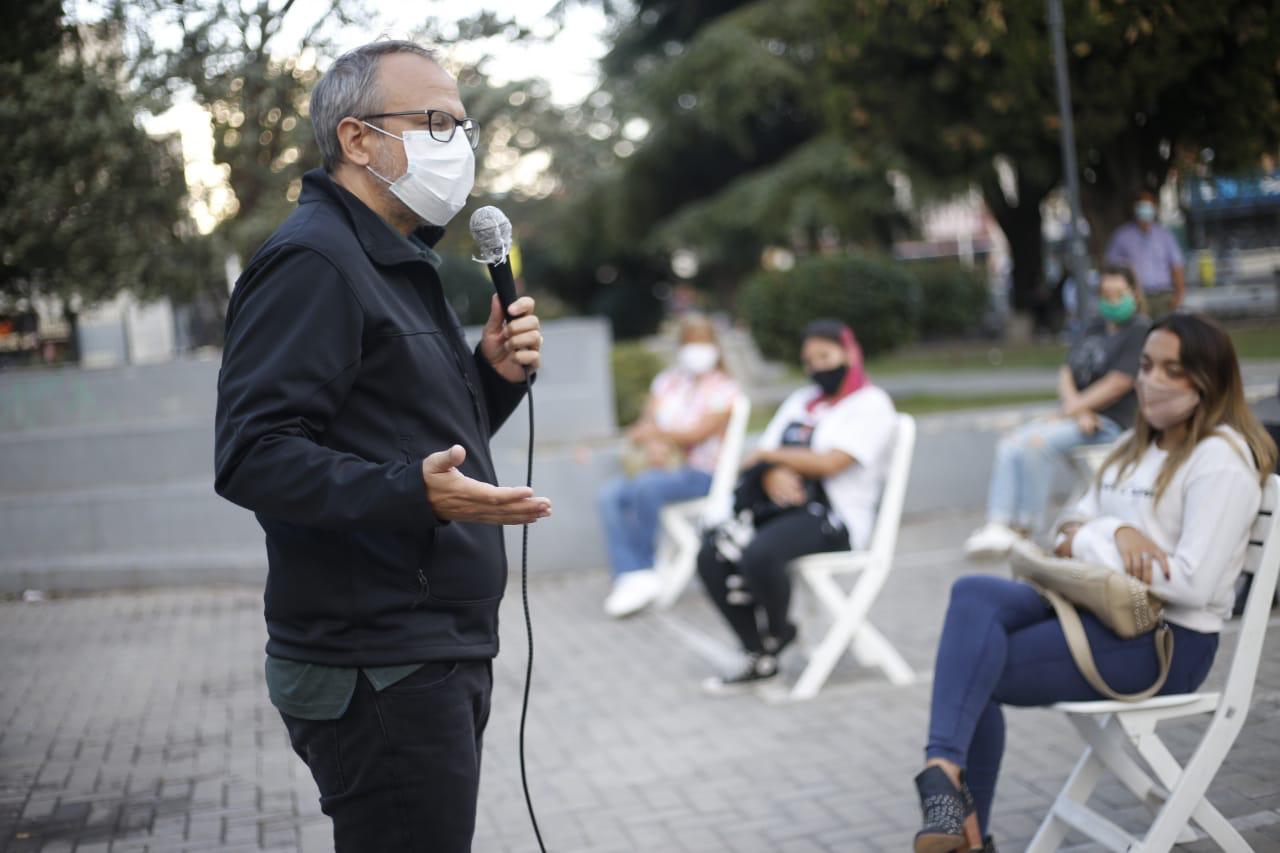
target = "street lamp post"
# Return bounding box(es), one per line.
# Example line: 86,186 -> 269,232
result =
1048,0 -> 1092,335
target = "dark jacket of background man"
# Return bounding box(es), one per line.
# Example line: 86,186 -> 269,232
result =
214,168 -> 527,666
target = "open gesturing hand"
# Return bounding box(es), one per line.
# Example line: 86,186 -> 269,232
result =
422,445 -> 551,525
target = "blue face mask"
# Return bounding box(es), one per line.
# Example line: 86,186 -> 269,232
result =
1135,202 -> 1157,224
1099,292 -> 1137,324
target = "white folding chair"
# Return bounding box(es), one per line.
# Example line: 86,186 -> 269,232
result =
653,393 -> 752,608
1028,473 -> 1280,853
785,413 -> 918,700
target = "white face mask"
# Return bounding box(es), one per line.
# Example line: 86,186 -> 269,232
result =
365,123 -> 475,226
678,343 -> 719,375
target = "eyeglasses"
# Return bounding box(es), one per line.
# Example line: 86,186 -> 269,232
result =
360,109 -> 481,149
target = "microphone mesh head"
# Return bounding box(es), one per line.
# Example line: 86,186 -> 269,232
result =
469,206 -> 512,265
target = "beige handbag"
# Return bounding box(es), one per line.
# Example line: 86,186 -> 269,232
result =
1009,539 -> 1174,702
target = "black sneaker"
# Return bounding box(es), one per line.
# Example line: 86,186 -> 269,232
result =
701,653 -> 779,696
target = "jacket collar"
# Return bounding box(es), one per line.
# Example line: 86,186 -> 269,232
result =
299,168 -> 445,268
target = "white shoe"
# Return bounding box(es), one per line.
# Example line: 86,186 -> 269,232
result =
964,522 -> 1019,560
604,570 -> 661,618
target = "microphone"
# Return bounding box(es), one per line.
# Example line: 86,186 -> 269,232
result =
469,204 -> 546,852
469,206 -> 518,315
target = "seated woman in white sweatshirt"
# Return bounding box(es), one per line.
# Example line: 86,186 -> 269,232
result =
909,313 -> 1277,853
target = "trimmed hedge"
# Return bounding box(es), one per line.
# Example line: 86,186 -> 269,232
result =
739,253 -> 922,362
911,260 -> 990,340
610,341 -> 665,427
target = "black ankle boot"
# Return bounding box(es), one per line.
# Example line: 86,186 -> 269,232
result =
913,766 -> 976,853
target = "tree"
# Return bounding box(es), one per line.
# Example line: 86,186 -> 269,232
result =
117,0 -> 366,264
0,0 -> 200,321
527,0 -> 904,334
817,0 -> 1280,310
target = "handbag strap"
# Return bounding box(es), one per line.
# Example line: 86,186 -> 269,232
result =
1038,586 -> 1175,702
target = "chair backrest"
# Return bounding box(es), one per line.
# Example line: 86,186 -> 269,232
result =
867,414 -> 917,563
699,393 -> 752,526
1220,473 -> 1280,712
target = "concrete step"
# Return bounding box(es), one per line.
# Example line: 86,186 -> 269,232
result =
0,481 -> 262,559
0,546 -> 268,595
0,417 -> 213,494
0,403 -> 602,496
0,357 -> 219,434
1,440 -> 626,592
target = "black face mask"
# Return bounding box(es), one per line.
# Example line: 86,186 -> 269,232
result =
808,365 -> 847,396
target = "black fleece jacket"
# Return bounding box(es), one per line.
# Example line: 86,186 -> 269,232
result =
215,169 -> 526,666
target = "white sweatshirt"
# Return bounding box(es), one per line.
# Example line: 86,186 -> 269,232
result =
1066,426 -> 1262,633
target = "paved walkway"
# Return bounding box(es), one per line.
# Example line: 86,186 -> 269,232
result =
3,512 -> 1279,852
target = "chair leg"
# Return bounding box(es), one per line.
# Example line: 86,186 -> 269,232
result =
849,624 -> 915,686
789,599 -> 874,701
1132,731 -> 1251,853
1069,715 -> 1197,845
1026,745 -> 1107,853
654,516 -> 700,609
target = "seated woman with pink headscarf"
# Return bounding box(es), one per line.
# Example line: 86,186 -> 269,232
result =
696,319 -> 899,693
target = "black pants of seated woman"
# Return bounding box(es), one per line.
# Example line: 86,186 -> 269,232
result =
698,507 -> 849,653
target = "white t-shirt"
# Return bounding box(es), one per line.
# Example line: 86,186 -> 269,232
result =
758,385 -> 898,548
650,368 -> 740,474
1067,425 -> 1263,633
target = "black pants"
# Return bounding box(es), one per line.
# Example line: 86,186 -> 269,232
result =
697,508 -> 849,653
280,660 -> 492,852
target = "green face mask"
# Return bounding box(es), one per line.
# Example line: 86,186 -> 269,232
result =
1099,292 -> 1137,324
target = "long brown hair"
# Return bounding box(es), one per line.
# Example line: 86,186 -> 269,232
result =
1097,313 -> 1277,503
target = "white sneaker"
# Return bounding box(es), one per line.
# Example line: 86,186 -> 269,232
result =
604,569 -> 661,618
963,522 -> 1019,560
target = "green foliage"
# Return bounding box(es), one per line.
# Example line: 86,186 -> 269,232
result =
909,261 -> 990,341
0,1 -> 205,309
610,340 -> 665,426
118,0 -> 359,263
817,0 -> 1280,306
739,254 -> 921,362
520,0 -> 902,338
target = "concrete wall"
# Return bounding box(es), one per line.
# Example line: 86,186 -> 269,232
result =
0,317 -> 623,593
1,312 -> 1094,594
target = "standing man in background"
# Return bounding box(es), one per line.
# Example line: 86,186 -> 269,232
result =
1104,189 -> 1187,317
214,40 -> 548,852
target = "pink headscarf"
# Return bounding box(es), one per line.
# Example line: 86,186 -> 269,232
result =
806,323 -> 869,412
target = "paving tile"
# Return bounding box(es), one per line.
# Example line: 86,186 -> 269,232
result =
0,510 -> 1276,851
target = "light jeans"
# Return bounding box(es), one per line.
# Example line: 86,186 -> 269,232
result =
598,467 -> 713,576
986,414 -> 1123,530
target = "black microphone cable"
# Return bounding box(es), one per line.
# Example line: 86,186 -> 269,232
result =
516,364 -> 547,853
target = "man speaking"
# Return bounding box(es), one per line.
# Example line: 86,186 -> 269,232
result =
214,41 -> 549,852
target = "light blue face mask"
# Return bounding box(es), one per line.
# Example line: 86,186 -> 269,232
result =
1135,201 -> 1157,224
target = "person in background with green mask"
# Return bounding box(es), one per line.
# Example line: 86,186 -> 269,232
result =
965,267 -> 1151,559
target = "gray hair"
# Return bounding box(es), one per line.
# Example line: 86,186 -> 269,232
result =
310,40 -> 439,173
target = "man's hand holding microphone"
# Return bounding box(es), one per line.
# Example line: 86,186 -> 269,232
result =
421,294 -> 550,525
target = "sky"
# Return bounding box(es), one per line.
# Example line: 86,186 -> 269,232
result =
141,0 -> 612,231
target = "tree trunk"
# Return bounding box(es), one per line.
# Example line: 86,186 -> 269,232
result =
981,164 -> 1052,314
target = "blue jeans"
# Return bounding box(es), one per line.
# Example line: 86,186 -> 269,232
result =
986,414 -> 1124,530
598,467 -> 713,576
926,576 -> 1219,833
